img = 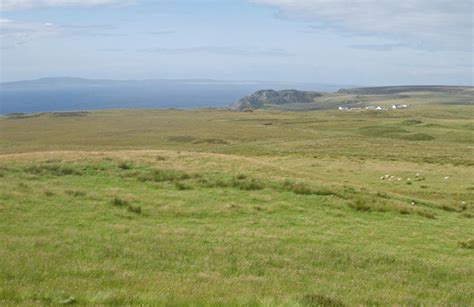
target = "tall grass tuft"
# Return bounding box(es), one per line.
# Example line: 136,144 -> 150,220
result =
111,197 -> 128,207
127,205 -> 142,215
282,180 -> 313,195
137,169 -> 191,183
25,164 -> 80,176
458,239 -> 474,249
118,162 -> 132,170
301,294 -> 345,307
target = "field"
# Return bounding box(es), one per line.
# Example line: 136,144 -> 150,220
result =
0,103 -> 473,305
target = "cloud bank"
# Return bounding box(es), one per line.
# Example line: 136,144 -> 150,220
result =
1,0 -> 137,11
251,0 -> 473,51
138,46 -> 293,57
0,18 -> 59,48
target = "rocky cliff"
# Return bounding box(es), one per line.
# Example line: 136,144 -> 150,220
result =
230,89 -> 322,111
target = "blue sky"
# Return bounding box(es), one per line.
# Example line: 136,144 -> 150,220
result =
1,0 -> 472,85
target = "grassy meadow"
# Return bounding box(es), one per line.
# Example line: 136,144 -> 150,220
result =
0,104 -> 473,305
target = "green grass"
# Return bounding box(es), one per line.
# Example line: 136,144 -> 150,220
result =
0,104 -> 473,305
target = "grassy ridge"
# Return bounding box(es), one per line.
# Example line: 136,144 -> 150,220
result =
0,105 -> 473,305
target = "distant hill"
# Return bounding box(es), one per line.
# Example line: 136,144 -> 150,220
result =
231,86 -> 473,111
230,89 -> 323,111
0,77 -> 348,114
337,85 -> 471,95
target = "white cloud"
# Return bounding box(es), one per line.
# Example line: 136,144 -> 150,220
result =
0,18 -> 59,48
0,0 -> 137,11
251,0 -> 473,51
138,46 -> 294,57
0,19 -> 122,48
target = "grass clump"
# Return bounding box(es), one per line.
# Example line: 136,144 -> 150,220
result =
401,119 -> 423,125
282,180 -> 313,195
281,180 -> 337,196
458,239 -> 474,249
111,197 -> 129,207
192,138 -> 228,145
231,177 -> 265,191
137,168 -> 191,183
348,195 -> 389,213
168,136 -> 197,143
301,294 -> 345,307
118,162 -> 132,170
415,209 -> 436,219
198,176 -> 265,191
65,189 -> 86,197
175,182 -> 193,190
359,125 -> 409,138
25,164 -> 80,176
156,155 -> 166,161
440,204 -> 458,212
44,190 -> 55,197
111,197 -> 141,214
401,133 -> 435,141
127,205 -> 142,215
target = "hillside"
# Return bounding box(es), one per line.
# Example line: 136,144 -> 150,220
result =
0,104 -> 473,305
231,86 -> 474,111
337,85 -> 472,95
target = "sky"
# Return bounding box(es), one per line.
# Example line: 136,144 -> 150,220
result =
0,0 -> 473,85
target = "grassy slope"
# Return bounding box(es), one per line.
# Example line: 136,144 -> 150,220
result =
268,87 -> 474,110
0,104 -> 473,305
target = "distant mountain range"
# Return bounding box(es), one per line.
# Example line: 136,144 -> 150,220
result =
0,77 -> 350,114
336,85 -> 471,95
